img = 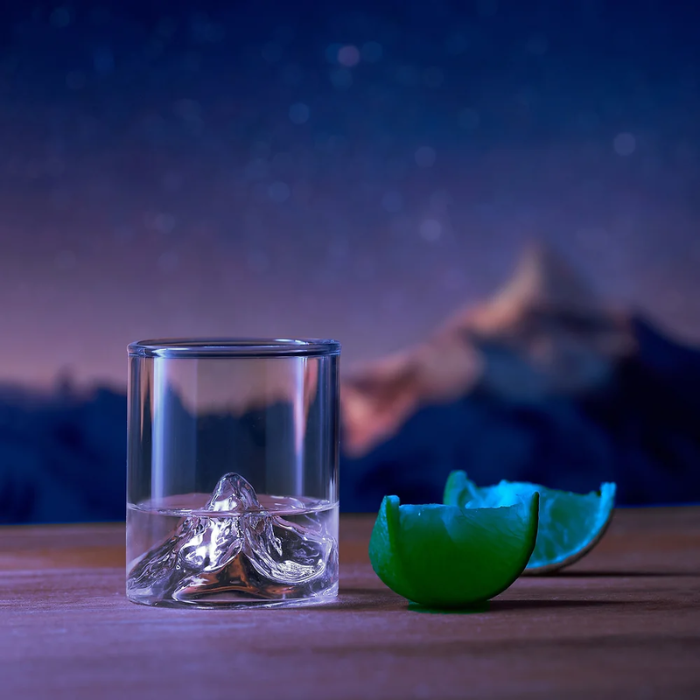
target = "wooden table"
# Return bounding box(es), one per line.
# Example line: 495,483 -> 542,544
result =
1,509 -> 699,699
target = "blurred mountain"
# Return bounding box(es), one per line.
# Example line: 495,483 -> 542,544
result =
343,244 -> 630,455
0,380 -> 126,523
2,245 -> 700,522
341,244 -> 700,509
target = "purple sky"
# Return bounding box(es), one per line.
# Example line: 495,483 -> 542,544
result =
0,0 -> 698,387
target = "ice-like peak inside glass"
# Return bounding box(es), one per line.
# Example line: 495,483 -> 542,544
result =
127,473 -> 338,607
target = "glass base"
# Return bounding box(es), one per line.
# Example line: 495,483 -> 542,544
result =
126,582 -> 339,610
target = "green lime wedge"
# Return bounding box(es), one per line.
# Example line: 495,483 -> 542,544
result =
368,492 -> 539,609
444,471 -> 616,574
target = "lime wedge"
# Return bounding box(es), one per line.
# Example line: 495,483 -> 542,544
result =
444,471 -> 616,574
368,493 -> 539,609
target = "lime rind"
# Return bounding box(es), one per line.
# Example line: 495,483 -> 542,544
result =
368,495 -> 420,603
369,493 -> 539,609
444,471 -> 616,573
526,481 -> 616,573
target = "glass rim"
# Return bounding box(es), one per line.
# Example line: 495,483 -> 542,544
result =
127,337 -> 341,359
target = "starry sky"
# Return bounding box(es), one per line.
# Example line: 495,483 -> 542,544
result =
0,0 -> 698,387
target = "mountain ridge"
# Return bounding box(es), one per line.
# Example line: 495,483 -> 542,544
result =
339,246 -> 700,510
342,244 -> 636,456
1,245 -> 699,521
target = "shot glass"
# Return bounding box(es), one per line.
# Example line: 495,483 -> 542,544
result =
126,338 -> 340,608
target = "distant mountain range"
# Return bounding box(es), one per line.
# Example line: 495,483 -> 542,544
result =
341,245 -> 700,509
2,246 -> 699,522
0,382 -> 126,523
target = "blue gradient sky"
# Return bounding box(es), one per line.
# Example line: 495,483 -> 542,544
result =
0,0 -> 698,386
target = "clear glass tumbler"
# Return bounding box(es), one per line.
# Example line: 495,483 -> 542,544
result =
126,338 -> 340,608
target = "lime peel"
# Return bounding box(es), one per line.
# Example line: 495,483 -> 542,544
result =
444,471 -> 616,574
369,492 -> 539,609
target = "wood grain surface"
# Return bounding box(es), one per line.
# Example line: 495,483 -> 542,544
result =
1,509 -> 699,699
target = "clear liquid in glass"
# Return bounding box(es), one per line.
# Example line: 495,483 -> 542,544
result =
127,483 -> 339,609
